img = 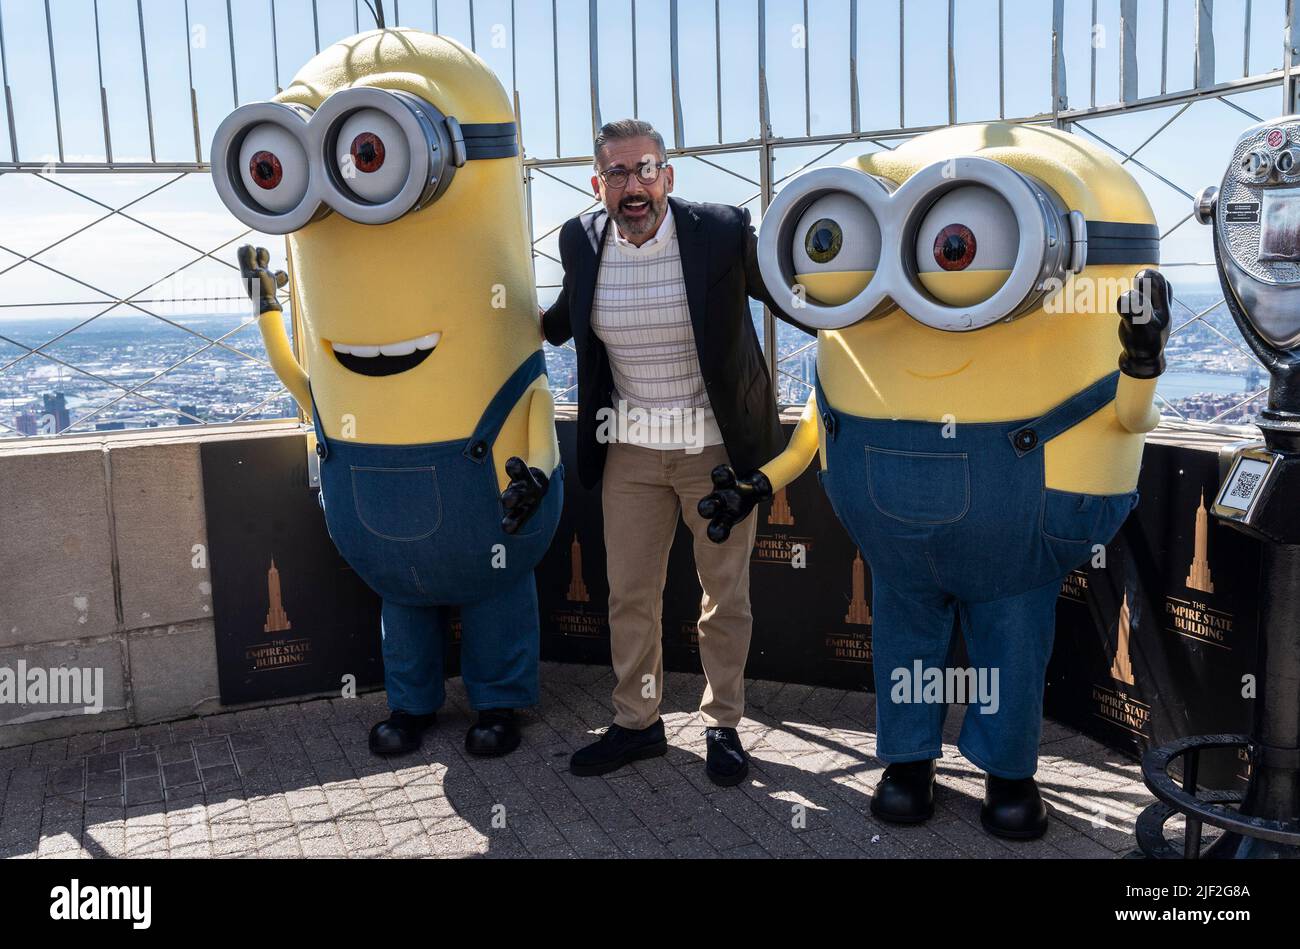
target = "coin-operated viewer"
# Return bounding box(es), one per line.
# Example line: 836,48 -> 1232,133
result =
212,29 -> 561,759
699,123 -> 1171,839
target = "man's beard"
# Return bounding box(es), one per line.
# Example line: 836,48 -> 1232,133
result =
613,193 -> 666,237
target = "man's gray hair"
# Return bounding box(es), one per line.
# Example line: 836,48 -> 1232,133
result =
593,119 -> 667,167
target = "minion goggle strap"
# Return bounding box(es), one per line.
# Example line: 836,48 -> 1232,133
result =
759,159 -> 1160,332
210,86 -> 520,234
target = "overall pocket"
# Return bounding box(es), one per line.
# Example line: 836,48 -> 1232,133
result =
1040,489 -> 1106,543
351,466 -> 442,542
865,447 -> 970,525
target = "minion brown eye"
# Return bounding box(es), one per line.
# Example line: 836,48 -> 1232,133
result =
805,218 -> 843,264
249,151 -> 283,190
350,132 -> 386,173
934,223 -> 977,271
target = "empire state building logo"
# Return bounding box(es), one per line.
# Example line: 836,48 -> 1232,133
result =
845,551 -> 872,626
768,487 -> 794,526
1110,591 -> 1135,686
1185,491 -> 1215,594
566,534 -> 589,603
263,558 -> 292,634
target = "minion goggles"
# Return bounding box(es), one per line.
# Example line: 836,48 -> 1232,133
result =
211,86 -> 519,234
759,160 -> 1159,332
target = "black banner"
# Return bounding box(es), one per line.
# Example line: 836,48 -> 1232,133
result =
200,434 -> 385,706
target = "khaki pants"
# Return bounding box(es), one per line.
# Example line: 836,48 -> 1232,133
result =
601,441 -> 757,729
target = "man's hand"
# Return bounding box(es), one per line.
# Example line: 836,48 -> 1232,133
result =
237,244 -> 289,315
1117,268 -> 1173,379
697,465 -> 773,544
500,456 -> 550,535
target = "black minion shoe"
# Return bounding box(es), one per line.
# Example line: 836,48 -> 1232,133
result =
980,775 -> 1049,840
368,710 -> 437,757
869,760 -> 936,824
465,708 -> 522,757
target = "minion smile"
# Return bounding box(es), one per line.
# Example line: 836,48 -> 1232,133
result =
328,331 -> 441,377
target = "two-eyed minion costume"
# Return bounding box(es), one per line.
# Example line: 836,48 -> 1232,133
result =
211,30 -> 562,716
753,124 -> 1164,778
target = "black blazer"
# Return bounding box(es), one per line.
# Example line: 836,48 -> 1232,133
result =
543,196 -> 789,489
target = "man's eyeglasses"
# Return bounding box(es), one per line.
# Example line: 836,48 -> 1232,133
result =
597,161 -> 668,189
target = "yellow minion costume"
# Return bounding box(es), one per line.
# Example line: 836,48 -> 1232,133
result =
212,29 -> 561,757
700,123 -> 1171,836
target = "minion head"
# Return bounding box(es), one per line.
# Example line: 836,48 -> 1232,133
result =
759,123 -> 1159,414
210,29 -> 535,434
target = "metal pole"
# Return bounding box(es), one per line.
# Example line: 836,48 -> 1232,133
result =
93,0 -> 112,164
670,0 -> 684,148
43,0 -> 63,162
849,0 -> 859,133
590,0 -> 601,141
136,1 -> 156,161
0,0 -> 16,162
758,0 -> 775,382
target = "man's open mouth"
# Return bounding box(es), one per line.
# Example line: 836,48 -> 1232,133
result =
329,332 -> 441,377
621,198 -> 651,219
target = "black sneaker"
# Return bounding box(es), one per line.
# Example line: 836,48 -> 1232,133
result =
704,727 -> 750,787
569,719 -> 667,777
465,708 -> 521,758
368,710 -> 437,757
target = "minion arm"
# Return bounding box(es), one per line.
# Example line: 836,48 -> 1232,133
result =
758,391 -> 821,492
526,383 -> 560,475
258,310 -> 311,414
1115,376 -> 1160,434
238,245 -> 311,412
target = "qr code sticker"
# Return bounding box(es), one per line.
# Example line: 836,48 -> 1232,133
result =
1230,470 -> 1261,501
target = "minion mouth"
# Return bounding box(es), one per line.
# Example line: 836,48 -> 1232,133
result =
329,332 -> 441,377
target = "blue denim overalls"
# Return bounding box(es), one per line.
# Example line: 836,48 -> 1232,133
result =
311,350 -> 564,714
814,371 -> 1137,778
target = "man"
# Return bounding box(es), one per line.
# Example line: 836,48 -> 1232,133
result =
542,118 -> 791,787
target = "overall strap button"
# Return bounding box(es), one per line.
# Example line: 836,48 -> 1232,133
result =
469,440 -> 488,459
1014,429 -> 1038,452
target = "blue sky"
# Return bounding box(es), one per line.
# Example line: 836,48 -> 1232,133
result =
0,0 -> 1293,316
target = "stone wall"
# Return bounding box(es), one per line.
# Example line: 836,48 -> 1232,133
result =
0,426 -> 282,748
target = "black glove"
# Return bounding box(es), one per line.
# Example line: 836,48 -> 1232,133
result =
697,465 -> 773,544
500,456 -> 550,535
1117,268 -> 1173,379
237,244 -> 289,315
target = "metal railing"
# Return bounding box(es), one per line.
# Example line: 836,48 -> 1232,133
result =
0,0 -> 1295,437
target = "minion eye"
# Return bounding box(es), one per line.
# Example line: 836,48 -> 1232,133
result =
805,219 -> 843,264
335,108 -> 411,204
790,193 -> 880,306
238,124 -> 309,213
914,185 -> 1018,306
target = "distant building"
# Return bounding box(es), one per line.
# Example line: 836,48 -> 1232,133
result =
43,394 -> 70,431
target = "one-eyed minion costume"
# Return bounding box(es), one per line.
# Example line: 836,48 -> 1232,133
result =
211,30 -> 562,721
727,124 -> 1168,780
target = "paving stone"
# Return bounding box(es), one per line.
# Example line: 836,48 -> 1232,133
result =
124,776 -> 163,806
124,752 -> 159,780
162,760 -> 200,789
